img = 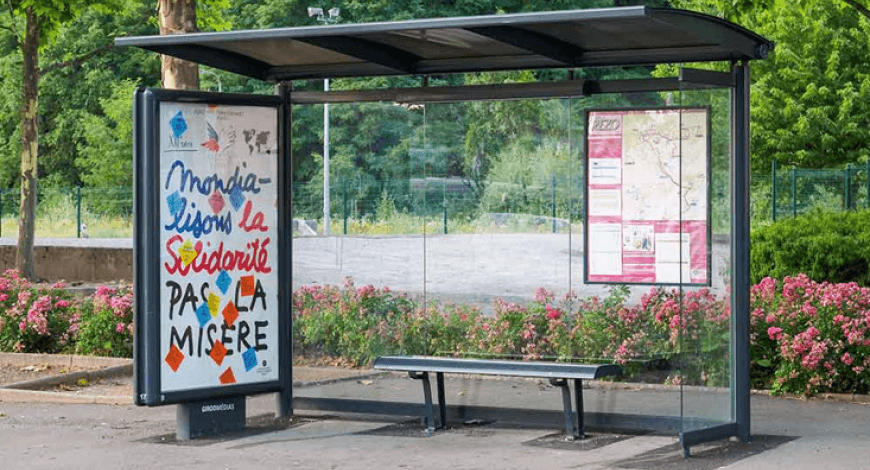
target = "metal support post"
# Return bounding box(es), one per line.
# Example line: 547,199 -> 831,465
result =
277,82 -> 294,418
731,61 -> 751,443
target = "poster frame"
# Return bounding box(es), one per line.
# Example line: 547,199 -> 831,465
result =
582,105 -> 713,287
133,88 -> 289,406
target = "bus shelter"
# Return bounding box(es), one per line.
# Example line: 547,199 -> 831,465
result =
117,6 -> 772,454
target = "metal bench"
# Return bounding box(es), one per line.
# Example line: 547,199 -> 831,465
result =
372,356 -> 622,439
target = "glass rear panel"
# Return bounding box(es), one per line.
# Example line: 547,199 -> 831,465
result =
290,76 -> 735,433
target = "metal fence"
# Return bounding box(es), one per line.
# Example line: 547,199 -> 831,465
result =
0,186 -> 133,238
0,164 -> 865,239
291,174 -> 583,235
751,162 -> 870,224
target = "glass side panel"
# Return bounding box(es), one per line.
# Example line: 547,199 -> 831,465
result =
677,83 -> 734,432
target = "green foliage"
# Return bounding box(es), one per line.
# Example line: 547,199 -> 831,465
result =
479,137 -> 581,220
750,208 -> 870,285
678,0 -> 870,172
77,80 -> 136,187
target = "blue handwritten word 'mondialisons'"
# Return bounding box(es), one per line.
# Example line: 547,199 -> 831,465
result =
164,160 -> 270,197
164,195 -> 233,238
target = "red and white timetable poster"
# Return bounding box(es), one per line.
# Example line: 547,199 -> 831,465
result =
585,108 -> 710,285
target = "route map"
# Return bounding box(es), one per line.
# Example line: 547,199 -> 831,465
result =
585,108 -> 710,285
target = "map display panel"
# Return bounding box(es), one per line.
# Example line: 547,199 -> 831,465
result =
585,108 -> 710,285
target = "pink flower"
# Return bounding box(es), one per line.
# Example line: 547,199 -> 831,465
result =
768,326 -> 783,341
116,323 -> 126,333
534,287 -> 554,303
55,299 -> 70,308
545,305 -> 561,320
842,353 -> 854,366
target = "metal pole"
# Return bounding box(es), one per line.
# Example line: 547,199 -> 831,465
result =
732,61 -> 751,443
76,186 -> 82,238
443,199 -> 448,235
790,168 -> 796,218
342,177 -> 348,235
771,160 -> 777,222
323,78 -> 331,236
845,164 -> 852,211
551,175 -> 557,233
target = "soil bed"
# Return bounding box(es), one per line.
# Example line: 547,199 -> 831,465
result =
0,361 -> 100,387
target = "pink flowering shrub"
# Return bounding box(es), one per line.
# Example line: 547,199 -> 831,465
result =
292,280 -> 731,386
74,284 -> 134,357
0,271 -> 77,353
293,278 -> 434,365
750,275 -> 870,396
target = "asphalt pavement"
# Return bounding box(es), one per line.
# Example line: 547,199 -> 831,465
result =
1,371 -> 868,470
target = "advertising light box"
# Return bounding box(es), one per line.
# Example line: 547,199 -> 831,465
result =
134,89 -> 288,405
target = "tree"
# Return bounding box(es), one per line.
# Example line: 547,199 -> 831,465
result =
158,0 -> 198,89
2,0 -> 110,279
675,0 -> 870,171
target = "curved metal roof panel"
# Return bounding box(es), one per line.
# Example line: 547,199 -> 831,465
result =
115,6 -> 772,82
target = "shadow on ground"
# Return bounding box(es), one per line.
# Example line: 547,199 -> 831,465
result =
612,434 -> 797,470
138,414 -> 311,447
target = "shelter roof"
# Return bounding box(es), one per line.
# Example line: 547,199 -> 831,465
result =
115,6 -> 772,82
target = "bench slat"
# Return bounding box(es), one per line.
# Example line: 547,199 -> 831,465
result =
373,356 -> 621,380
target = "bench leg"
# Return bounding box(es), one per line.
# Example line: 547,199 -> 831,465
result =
551,378 -> 577,440
436,372 -> 446,429
410,371 -> 436,435
574,379 -> 585,439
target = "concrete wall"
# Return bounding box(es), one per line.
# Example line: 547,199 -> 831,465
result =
0,239 -> 133,283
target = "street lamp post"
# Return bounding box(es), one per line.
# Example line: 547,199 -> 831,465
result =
309,7 -> 340,236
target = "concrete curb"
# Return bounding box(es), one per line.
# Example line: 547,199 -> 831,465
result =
1,363 -> 133,391
0,388 -> 131,405
0,352 -> 131,368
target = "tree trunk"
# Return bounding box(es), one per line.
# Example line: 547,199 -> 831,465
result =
16,7 -> 40,280
158,0 -> 199,90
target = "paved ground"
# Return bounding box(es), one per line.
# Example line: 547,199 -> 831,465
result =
1,367 -> 869,470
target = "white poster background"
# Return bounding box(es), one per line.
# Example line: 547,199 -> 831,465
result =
159,103 -> 279,393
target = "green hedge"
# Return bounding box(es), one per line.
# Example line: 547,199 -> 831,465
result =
751,209 -> 870,286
